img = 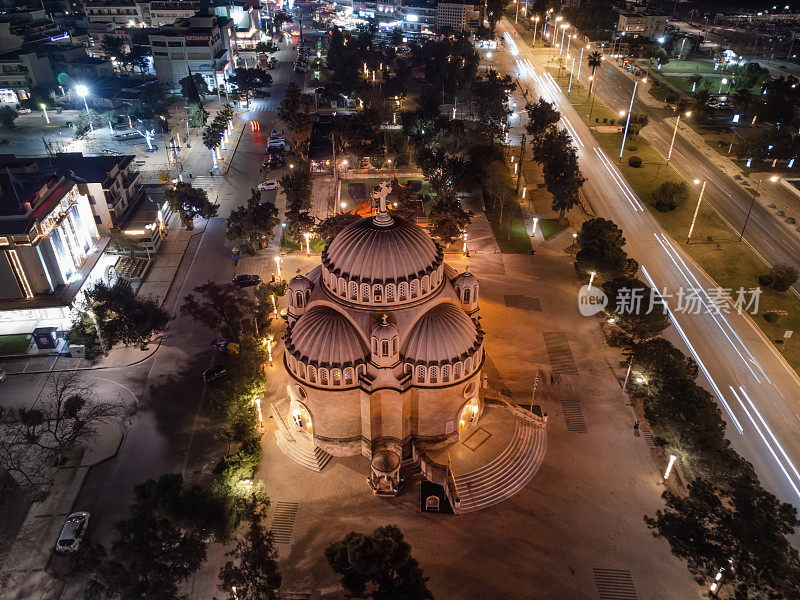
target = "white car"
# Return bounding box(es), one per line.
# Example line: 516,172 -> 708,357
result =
56,511 -> 89,552
258,179 -> 279,190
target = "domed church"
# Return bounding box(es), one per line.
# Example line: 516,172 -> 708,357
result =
281,189 -> 484,495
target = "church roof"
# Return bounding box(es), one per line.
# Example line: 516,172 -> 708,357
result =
321,214 -> 443,286
285,305 -> 368,368
402,303 -> 482,365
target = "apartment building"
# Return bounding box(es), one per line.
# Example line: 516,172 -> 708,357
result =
436,0 -> 479,32
616,6 -> 667,39
147,14 -> 233,89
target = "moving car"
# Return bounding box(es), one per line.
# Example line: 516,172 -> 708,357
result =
233,274 -> 262,287
202,364 -> 228,383
56,512 -> 89,552
258,179 -> 279,190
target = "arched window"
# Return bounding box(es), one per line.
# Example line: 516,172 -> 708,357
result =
362,284 -> 370,302
344,368 -> 353,384
350,281 -> 358,299
422,276 -> 429,293
320,369 -> 328,384
442,365 -> 450,381
386,284 -> 395,302
308,366 -> 316,382
373,284 -> 382,302
372,337 -> 378,353
430,365 -> 438,382
472,285 -> 478,302
463,287 -> 471,304
339,278 -> 346,296
382,340 -> 389,356
298,363 -> 306,378
454,363 -> 461,379
410,280 -> 417,298
399,282 -> 408,300
295,291 -> 304,307
417,365 -> 426,382
332,369 -> 341,384
465,357 -> 472,373
392,336 -> 398,354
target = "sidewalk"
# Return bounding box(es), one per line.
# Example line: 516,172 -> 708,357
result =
1,422 -> 125,600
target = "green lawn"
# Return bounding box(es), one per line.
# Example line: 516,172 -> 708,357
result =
0,334 -> 30,355
657,59 -> 730,75
539,218 -> 567,240
280,232 -> 326,254
549,69 -> 800,371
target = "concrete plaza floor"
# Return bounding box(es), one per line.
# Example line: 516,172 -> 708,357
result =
210,215 -> 703,599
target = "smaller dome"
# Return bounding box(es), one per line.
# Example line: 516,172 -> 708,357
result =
402,303 -> 482,365
371,314 -> 400,367
452,270 -> 478,290
288,272 -> 313,295
285,306 -> 368,367
371,314 -> 399,343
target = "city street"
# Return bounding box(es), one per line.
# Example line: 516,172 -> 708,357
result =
500,18 -> 800,518
0,35 -> 305,600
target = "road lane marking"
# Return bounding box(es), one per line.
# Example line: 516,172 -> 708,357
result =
641,264 -> 744,434
592,147 -> 644,211
561,117 -> 584,148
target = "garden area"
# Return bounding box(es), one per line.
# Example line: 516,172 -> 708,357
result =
0,334 -> 30,356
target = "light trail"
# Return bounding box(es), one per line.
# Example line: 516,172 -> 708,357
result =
641,265 -> 744,434
592,147 -> 644,211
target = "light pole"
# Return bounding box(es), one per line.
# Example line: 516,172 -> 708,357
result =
687,178 -> 707,244
718,77 -> 728,94
532,16 -> 540,47
40,103 -> 50,124
576,44 -> 587,81
667,111 -> 691,164
567,57 -> 576,93
75,85 -> 93,132
559,23 -> 569,56
618,81 -> 638,162
740,175 -> 778,241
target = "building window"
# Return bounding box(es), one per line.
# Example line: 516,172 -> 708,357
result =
454,363 -> 461,379
430,366 -> 438,383
399,282 -> 407,300
308,366 -> 316,382
320,369 -> 328,384
332,369 -> 341,384
442,365 -> 450,381
167,41 -> 183,47
344,368 -> 353,384
410,280 -> 417,298
382,340 -> 389,356
392,336 -> 397,354
373,285 -> 382,302
152,40 -> 166,46
362,284 -> 370,301
417,365 -> 425,382
386,284 -> 395,301
463,287 -> 471,304
350,281 -> 358,299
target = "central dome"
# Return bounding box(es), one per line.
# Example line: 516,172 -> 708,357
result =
322,215 -> 443,288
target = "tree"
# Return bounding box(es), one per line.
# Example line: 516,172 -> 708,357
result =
100,35 -> 125,58
255,41 -> 278,55
179,73 -> 209,102
107,228 -> 145,257
164,182 -> 218,229
181,281 -> 257,338
525,98 -> 561,140
226,189 -> 281,251
533,128 -> 586,220
315,212 -> 362,244
277,82 -> 314,140
0,105 -> 18,128
767,263 -> 799,292
575,217 -> 639,281
428,187 -> 472,245
127,45 -> 150,75
203,120 -> 223,155
628,338 -> 698,394
217,500 -> 282,600
587,51 -> 603,96
228,67 -> 272,108
652,181 -> 688,212
645,476 -> 800,598
85,513 -> 207,600
603,277 -> 670,342
187,101 -> 209,127
84,280 -> 171,349
325,525 -> 433,600
627,112 -> 649,136
390,180 -> 421,221
484,0 -> 509,33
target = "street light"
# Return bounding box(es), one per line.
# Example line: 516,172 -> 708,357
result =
740,175 -> 778,241
275,256 -> 282,279
559,23 -> 569,56
304,232 -> 311,254
75,85 -> 93,132
667,111 -> 691,164
532,16 -> 540,47
687,178 -> 707,244
39,103 -> 50,124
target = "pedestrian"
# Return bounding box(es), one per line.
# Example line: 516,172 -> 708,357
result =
209,170 -> 213,176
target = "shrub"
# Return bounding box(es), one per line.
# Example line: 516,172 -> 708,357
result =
595,117 -> 599,123
609,118 -> 616,125
603,118 -> 608,123
764,311 -> 780,323
653,181 -> 689,212
758,274 -> 774,287
767,263 -> 799,292
628,155 -> 643,168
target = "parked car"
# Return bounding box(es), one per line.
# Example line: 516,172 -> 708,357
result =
233,274 -> 262,287
202,364 -> 228,383
56,512 -> 90,552
268,138 -> 286,150
258,179 -> 279,190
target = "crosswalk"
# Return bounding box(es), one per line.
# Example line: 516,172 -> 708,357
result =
187,175 -> 222,189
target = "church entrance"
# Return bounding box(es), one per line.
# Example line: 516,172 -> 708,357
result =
458,398 -> 480,441
290,399 -> 313,437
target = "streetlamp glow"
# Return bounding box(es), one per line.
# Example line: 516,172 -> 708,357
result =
304,232 -> 311,254
663,454 -> 678,479
39,103 -> 50,124
275,256 -> 282,279
667,111 -> 692,164
687,179 -> 708,243
588,271 -> 596,291
532,217 -> 539,236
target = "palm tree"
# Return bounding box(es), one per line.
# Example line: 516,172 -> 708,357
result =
587,51 -> 603,96
732,88 -> 754,115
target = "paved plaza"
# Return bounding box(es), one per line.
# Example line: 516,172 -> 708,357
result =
190,207 -> 705,600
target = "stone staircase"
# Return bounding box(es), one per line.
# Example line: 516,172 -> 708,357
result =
270,400 -> 332,472
453,418 -> 546,513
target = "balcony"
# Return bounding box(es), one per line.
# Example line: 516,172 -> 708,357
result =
120,169 -> 139,189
